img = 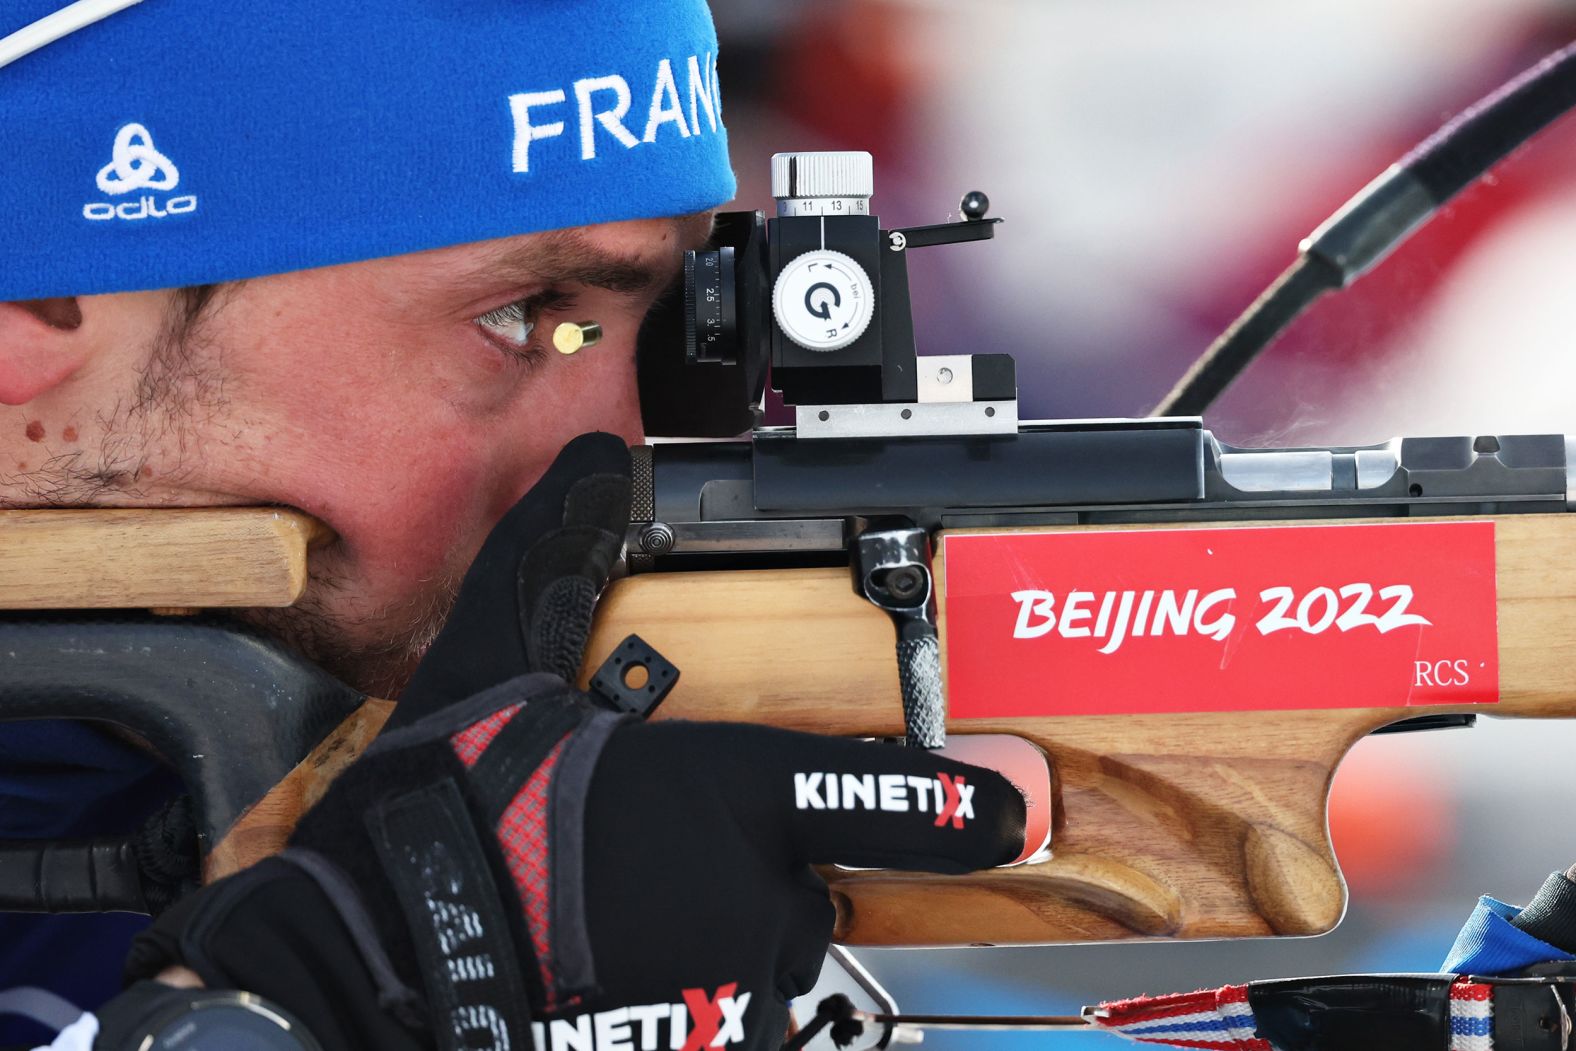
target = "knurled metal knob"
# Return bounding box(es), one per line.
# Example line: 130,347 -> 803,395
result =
770,152 -> 874,215
638,522 -> 675,556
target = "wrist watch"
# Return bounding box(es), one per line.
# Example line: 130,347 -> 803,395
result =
95,981 -> 323,1050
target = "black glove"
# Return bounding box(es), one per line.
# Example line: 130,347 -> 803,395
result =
106,434 -> 1028,1051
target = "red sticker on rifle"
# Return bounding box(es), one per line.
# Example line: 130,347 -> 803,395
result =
942,521 -> 1498,718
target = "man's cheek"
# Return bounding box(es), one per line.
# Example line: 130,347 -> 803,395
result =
318,440 -> 498,585
302,335 -> 638,593
295,398 -> 559,586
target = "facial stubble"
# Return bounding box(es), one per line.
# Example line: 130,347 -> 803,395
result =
76,287 -> 465,697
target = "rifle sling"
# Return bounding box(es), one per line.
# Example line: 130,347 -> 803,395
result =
1092,974 -> 1573,1051
0,794 -> 199,915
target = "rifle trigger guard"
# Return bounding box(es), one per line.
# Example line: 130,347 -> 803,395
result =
852,525 -> 946,749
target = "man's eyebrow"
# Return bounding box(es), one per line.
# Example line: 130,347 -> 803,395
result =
475,230 -> 683,296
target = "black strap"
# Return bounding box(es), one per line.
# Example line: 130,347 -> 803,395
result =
1251,974 -> 1453,1051
1249,973 -> 1575,1051
467,693 -> 586,824
0,795 -> 198,915
0,836 -> 146,913
1494,979 -> 1573,1051
367,779 -> 535,1051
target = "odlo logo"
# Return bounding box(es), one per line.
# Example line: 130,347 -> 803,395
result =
82,123 -> 198,222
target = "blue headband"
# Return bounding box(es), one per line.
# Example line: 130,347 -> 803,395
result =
0,1 -> 736,300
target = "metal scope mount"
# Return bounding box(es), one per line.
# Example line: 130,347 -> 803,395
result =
636,151 -> 1010,440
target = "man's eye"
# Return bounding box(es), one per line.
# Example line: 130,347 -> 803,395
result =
476,300 -> 534,347
474,290 -> 576,358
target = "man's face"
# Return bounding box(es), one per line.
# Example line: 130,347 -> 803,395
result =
0,215 -> 711,695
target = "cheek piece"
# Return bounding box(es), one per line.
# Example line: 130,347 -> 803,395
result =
105,433 -> 1028,1051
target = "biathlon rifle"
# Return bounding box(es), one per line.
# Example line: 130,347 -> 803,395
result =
4,40 -> 1576,973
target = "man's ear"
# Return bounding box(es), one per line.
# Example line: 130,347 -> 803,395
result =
0,298 -> 91,405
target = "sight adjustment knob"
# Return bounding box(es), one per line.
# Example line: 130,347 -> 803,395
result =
772,248 -> 874,352
683,246 -> 739,364
770,151 -> 874,217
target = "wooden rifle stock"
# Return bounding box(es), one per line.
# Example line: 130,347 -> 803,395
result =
203,513 -> 1576,947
